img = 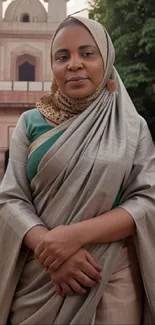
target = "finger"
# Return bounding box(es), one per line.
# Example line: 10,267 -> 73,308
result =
86,252 -> 102,272
54,283 -> 65,297
83,262 -> 102,283
68,279 -> 86,295
76,271 -> 97,288
37,250 -> 54,265
49,258 -> 63,272
44,257 -> 53,270
34,242 -> 45,258
61,282 -> 74,296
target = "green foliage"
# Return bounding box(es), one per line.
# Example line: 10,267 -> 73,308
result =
89,0 -> 155,140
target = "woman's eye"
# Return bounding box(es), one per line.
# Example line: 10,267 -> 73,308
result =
82,52 -> 94,57
57,55 -> 68,61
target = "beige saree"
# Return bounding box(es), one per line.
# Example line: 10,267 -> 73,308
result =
0,16 -> 155,325
0,84 -> 155,324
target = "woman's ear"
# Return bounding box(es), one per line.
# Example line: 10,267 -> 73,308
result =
51,78 -> 59,93
106,79 -> 117,92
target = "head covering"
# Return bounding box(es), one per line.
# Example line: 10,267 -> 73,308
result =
37,16 -> 117,124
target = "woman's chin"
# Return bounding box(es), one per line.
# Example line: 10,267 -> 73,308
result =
64,89 -> 94,99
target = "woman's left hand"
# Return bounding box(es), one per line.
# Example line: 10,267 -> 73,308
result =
34,225 -> 82,272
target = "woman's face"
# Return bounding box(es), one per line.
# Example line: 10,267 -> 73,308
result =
52,24 -> 104,98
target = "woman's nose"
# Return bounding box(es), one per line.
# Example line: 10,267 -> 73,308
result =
67,56 -> 83,71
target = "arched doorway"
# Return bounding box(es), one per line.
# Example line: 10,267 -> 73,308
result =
21,13 -> 30,22
17,54 -> 36,81
11,46 -> 42,81
19,61 -> 35,81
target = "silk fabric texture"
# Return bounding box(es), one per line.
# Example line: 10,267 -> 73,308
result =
0,16 -> 155,324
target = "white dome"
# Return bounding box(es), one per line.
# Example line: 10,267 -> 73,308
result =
4,0 -> 47,23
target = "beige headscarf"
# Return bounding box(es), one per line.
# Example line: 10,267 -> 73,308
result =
37,16 -> 117,125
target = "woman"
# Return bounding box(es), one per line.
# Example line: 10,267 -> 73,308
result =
0,16 -> 155,324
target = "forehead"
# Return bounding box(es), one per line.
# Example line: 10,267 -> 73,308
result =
52,25 -> 97,52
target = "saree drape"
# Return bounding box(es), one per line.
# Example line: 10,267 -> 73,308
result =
0,81 -> 155,324
1,14 -> 155,324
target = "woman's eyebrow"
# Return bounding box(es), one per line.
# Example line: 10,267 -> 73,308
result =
54,44 -> 97,57
54,48 -> 68,56
79,45 -> 97,50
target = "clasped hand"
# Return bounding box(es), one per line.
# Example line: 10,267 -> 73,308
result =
51,248 -> 102,296
34,225 -> 102,296
34,224 -> 82,272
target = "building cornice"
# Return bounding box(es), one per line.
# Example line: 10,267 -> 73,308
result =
0,22 -> 58,39
0,22 -> 59,31
0,32 -> 53,39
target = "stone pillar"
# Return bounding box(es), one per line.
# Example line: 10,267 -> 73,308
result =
0,0 -> 7,22
46,0 -> 68,24
0,0 -> 2,22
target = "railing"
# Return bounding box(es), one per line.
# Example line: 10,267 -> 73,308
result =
0,81 -> 51,92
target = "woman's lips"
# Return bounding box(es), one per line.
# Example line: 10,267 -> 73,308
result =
66,77 -> 88,83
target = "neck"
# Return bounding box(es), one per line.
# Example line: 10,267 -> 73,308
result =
37,81 -> 104,125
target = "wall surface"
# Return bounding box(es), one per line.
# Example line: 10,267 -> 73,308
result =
0,107 -> 25,180
0,0 -> 68,181
0,81 -> 51,181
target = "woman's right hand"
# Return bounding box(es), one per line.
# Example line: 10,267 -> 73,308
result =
50,248 -> 102,296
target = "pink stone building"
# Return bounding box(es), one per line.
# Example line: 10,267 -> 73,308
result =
0,0 -> 68,181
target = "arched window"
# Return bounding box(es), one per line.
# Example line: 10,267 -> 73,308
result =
18,61 -> 35,81
14,54 -> 40,81
21,13 -> 30,22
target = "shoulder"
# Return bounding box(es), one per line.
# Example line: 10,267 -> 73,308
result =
134,115 -> 155,162
15,108 -> 40,128
11,109 -> 41,142
139,115 -> 154,144
139,115 -> 148,130
22,108 -> 44,139
22,108 -> 41,124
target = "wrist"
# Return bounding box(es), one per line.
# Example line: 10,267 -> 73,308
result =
23,225 -> 49,251
69,222 -> 88,246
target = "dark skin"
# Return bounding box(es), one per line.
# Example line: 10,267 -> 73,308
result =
52,24 -> 104,99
